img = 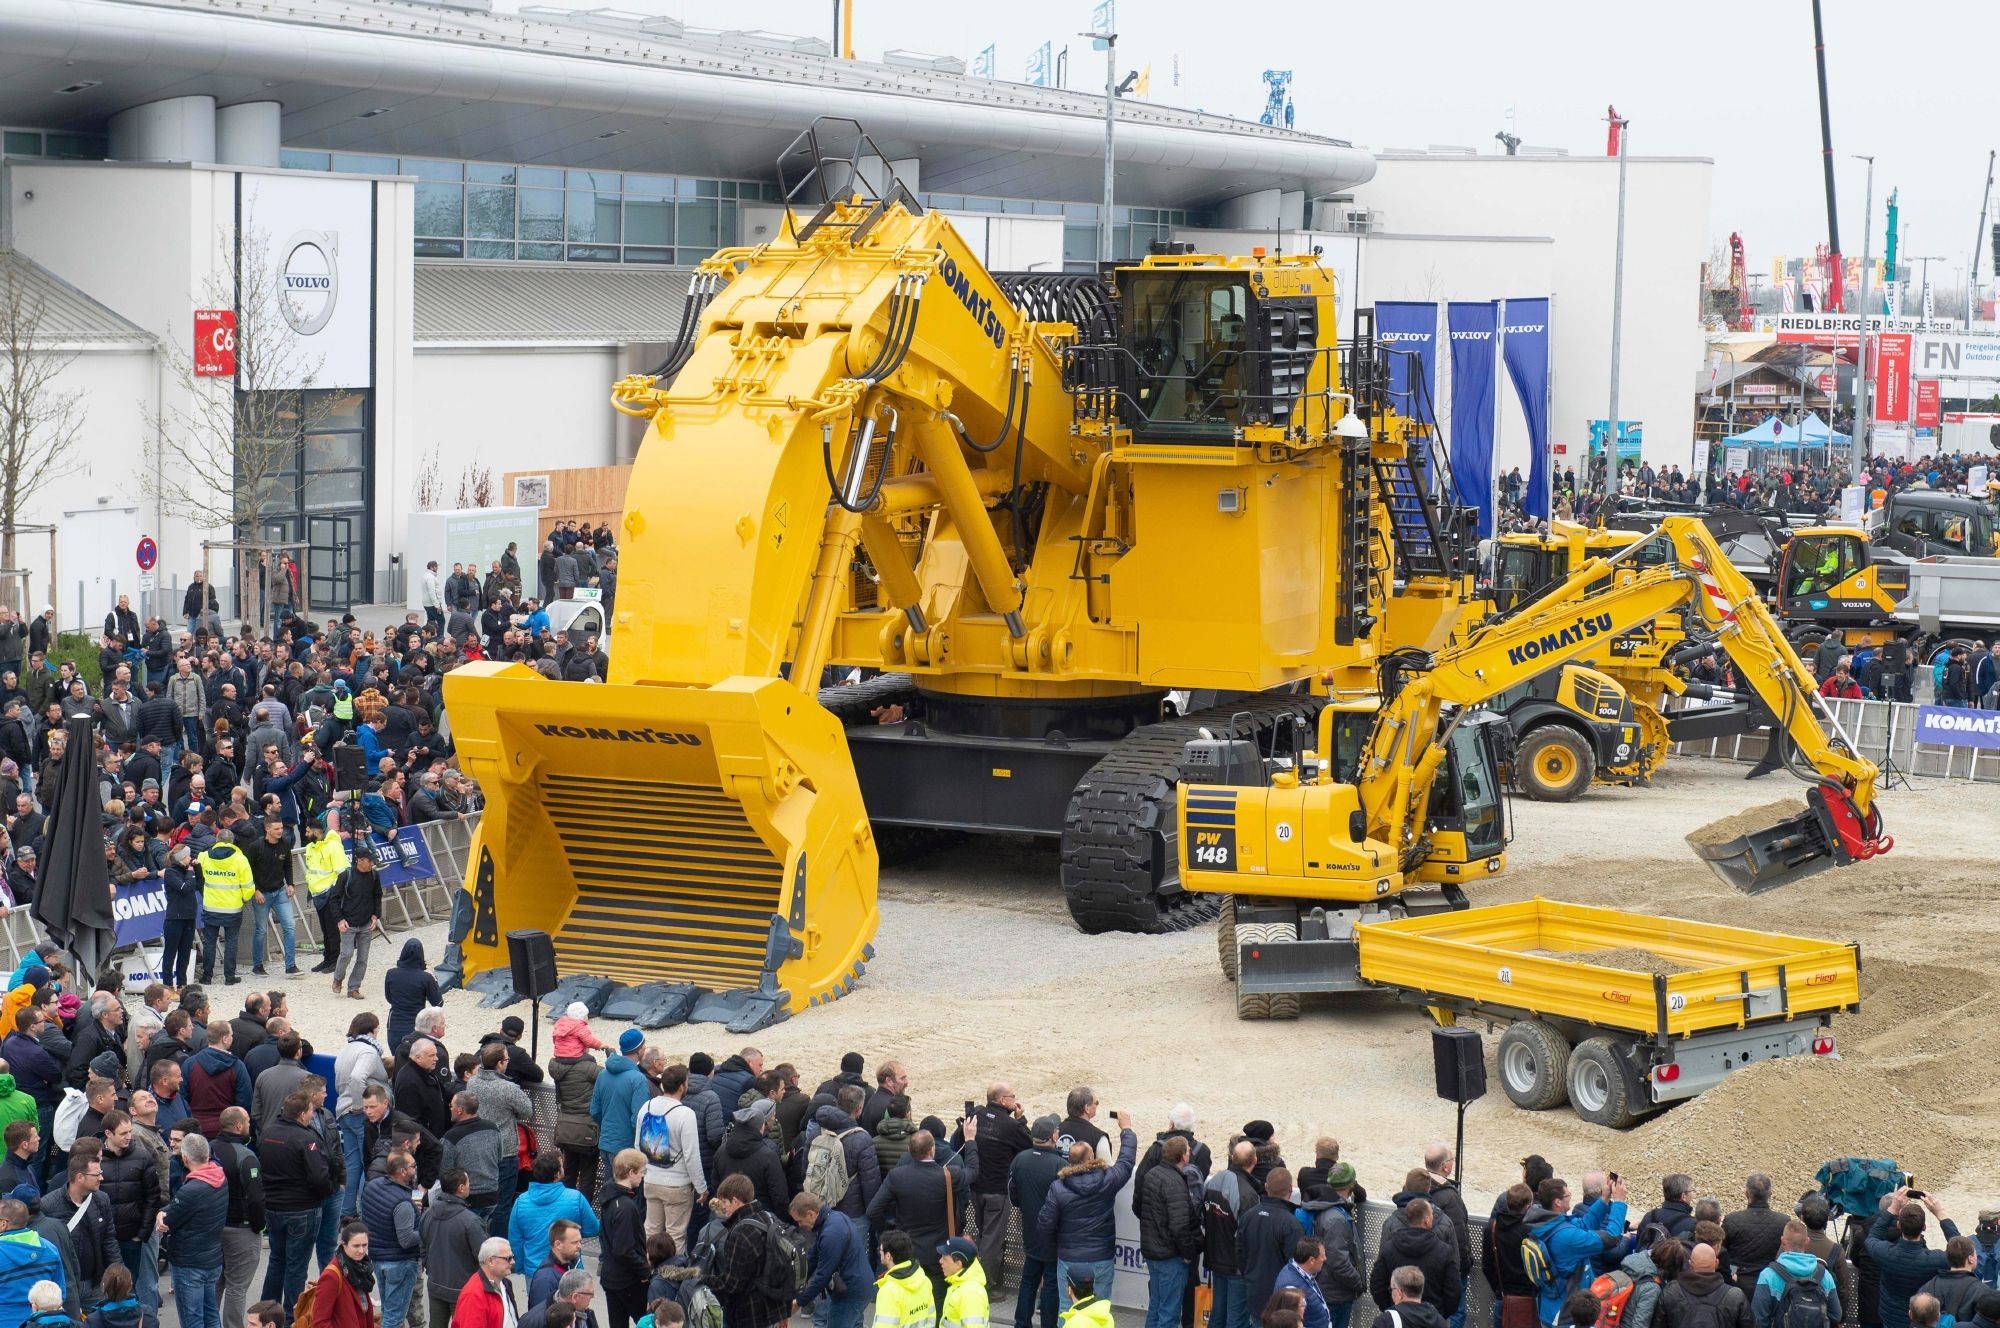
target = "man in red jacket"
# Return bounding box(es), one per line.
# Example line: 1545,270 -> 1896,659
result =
453,1238 -> 519,1328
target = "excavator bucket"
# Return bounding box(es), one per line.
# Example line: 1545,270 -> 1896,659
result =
439,662 -> 878,1028
1686,782 -> 1887,895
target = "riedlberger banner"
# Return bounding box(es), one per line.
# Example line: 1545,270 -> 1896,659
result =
1874,333 -> 1912,422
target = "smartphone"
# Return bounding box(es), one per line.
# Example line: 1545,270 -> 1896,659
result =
1907,1190 -> 1926,1200
964,1100 -> 976,1121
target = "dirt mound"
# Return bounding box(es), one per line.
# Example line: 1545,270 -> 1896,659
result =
1529,948 -> 1696,976
1686,799 -> 1809,847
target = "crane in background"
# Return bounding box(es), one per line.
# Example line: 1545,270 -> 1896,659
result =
1810,0 -> 1846,310
1260,69 -> 1294,128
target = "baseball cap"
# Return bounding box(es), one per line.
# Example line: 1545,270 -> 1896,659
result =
500,1016 -> 525,1038
1031,1114 -> 1061,1143
936,1237 -> 977,1266
732,1098 -> 777,1129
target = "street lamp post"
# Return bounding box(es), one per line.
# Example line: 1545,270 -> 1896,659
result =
1085,29 -> 1118,264
1849,154 -> 1874,483
1605,109 -> 1630,499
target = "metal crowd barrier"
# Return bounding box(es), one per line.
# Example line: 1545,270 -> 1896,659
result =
1670,696 -> 2000,784
278,813 -> 481,954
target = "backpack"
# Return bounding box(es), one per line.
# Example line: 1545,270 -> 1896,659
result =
639,1103 -> 690,1171
52,1088 -> 87,1151
744,1210 -> 803,1303
1675,1284 -> 1733,1328
681,1281 -> 724,1328
803,1128 -> 859,1207
1202,1192 -> 1242,1276
1522,1230 -> 1559,1291
292,1277 -> 318,1328
1774,1261 -> 1833,1328
1814,1158 -> 1902,1218
1590,1270 -> 1652,1328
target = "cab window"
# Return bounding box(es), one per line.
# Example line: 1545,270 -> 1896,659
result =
1493,546 -> 1560,613
1784,534 -> 1860,598
1122,271 -> 1251,437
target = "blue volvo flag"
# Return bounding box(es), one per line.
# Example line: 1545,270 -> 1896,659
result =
1501,298 -> 1552,520
1448,301 -> 1498,538
1374,302 -> 1438,426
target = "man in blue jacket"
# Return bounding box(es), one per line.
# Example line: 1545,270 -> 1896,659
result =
0,1201 -> 64,1327
1752,1221 -> 1843,1328
792,1191 -> 871,1328
588,1031 -> 652,1205
508,1150 -> 600,1280
1868,1188 -> 1960,1328
1528,1175 -> 1628,1328
1010,1115 -> 1066,1328
158,1133 -> 229,1328
1037,1111 -> 1137,1309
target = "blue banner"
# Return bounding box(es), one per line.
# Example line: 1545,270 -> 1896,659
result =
1501,298 -> 1551,520
1448,301 -> 1498,539
1913,705 -> 2000,749
1374,302 -> 1438,426
112,881 -> 168,947
371,826 -> 438,888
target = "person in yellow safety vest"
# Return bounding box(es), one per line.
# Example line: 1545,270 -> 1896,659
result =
1058,1271 -> 1112,1328
872,1232 -> 937,1328
937,1238 -> 989,1328
301,815 -> 351,976
197,828 -> 256,985
330,680 -> 355,737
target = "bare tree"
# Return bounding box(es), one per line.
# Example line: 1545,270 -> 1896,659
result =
145,218 -> 331,545
414,444 -> 443,511
456,460 -> 493,509
0,255 -> 87,604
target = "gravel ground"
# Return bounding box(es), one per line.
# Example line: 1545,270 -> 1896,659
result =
271,757 -> 2000,1225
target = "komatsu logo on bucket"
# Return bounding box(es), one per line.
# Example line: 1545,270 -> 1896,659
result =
936,251 -> 1006,348
1506,612 -> 1615,666
533,723 -> 703,746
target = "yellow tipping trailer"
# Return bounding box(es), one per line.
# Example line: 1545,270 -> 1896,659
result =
1352,898 -> 1859,1128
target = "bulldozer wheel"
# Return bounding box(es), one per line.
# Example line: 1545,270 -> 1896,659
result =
1514,726 -> 1595,802
1218,897 -> 1239,981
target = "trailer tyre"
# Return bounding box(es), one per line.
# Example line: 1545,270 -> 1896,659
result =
1497,1020 -> 1571,1111
1219,897 -> 1239,981
1567,1037 -> 1638,1128
1515,726 -> 1595,802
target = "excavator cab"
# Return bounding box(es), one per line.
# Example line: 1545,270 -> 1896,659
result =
1776,529 -> 1886,624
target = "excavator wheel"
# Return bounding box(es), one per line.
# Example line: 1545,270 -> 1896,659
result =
1217,896 -> 1239,981
1513,725 -> 1595,802
1263,921 -> 1300,1020
1233,924 -> 1271,1020
872,827 -> 969,868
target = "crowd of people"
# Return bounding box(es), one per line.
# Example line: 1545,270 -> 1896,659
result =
416,523 -> 618,673
0,966 -> 1980,1328
1489,450 -> 2000,535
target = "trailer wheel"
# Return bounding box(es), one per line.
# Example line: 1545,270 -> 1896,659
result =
1218,897 -> 1239,981
1497,1020 -> 1570,1110
1567,1037 -> 1638,1128
1514,727 -> 1595,802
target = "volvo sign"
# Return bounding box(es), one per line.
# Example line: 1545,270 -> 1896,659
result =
277,230 -> 339,336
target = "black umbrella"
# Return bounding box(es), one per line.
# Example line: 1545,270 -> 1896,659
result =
29,716 -> 115,987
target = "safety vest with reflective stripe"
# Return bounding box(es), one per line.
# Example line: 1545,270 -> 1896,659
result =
872,1264 -> 935,1328
199,843 -> 256,913
332,695 -> 354,721
940,1260 -> 990,1328
1059,1298 -> 1114,1328
304,835 -> 349,897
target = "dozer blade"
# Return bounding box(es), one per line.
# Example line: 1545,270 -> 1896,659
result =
439,662 -> 878,1027
1686,781 -> 1886,895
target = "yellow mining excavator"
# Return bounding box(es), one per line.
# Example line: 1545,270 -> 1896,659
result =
1185,513 -> 1893,1018
438,121 -> 1482,1026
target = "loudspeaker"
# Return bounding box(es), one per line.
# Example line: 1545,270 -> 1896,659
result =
332,742 -> 366,793
507,929 -> 558,998
1431,1025 -> 1487,1104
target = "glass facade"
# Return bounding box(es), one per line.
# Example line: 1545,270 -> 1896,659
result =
280,149 -> 783,263
918,193 -> 1208,270
248,388 -> 374,610
0,127 -> 111,161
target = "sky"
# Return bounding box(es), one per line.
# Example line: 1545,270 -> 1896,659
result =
497,0 -> 2000,284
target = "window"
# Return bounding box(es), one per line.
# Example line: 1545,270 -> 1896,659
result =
1784,533 -> 1860,599
1119,271 -> 1251,437
416,183 -> 464,238
623,195 -> 674,247
567,189 -> 620,245
43,133 -> 105,159
402,158 -> 463,182
331,152 -> 398,175
279,149 -> 330,171
3,131 -> 41,156
467,186 -> 516,239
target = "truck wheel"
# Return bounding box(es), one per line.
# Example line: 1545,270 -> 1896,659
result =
1567,1037 -> 1638,1128
1497,1020 -> 1570,1110
1514,727 -> 1595,802
1218,897 -> 1239,981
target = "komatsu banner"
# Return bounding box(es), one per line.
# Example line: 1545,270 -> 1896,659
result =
1913,705 -> 2000,750
1449,301 -> 1498,539
1375,301 -> 1438,426
1501,298 -> 1551,521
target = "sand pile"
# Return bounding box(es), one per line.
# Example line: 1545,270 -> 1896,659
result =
1685,798 -> 1808,847
1528,948 -> 1697,976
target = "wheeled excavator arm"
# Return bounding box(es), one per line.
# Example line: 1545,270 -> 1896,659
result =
1360,516 -> 1890,892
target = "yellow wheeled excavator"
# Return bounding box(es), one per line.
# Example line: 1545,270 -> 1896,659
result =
1186,514 -> 1893,1019
437,121 -> 1482,1026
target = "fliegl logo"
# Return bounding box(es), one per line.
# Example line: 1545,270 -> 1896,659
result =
532,723 -> 704,747
1506,612 -> 1615,666
935,249 -> 1006,348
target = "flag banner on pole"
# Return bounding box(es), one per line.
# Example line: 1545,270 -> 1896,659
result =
1501,298 -> 1552,520
1375,302 -> 1439,426
1448,301 -> 1499,538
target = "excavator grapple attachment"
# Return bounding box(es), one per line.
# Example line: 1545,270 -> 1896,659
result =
1687,781 -> 1889,896
441,662 -> 878,1026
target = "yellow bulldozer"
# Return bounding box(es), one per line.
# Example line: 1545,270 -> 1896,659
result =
438,120 -> 1487,1026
